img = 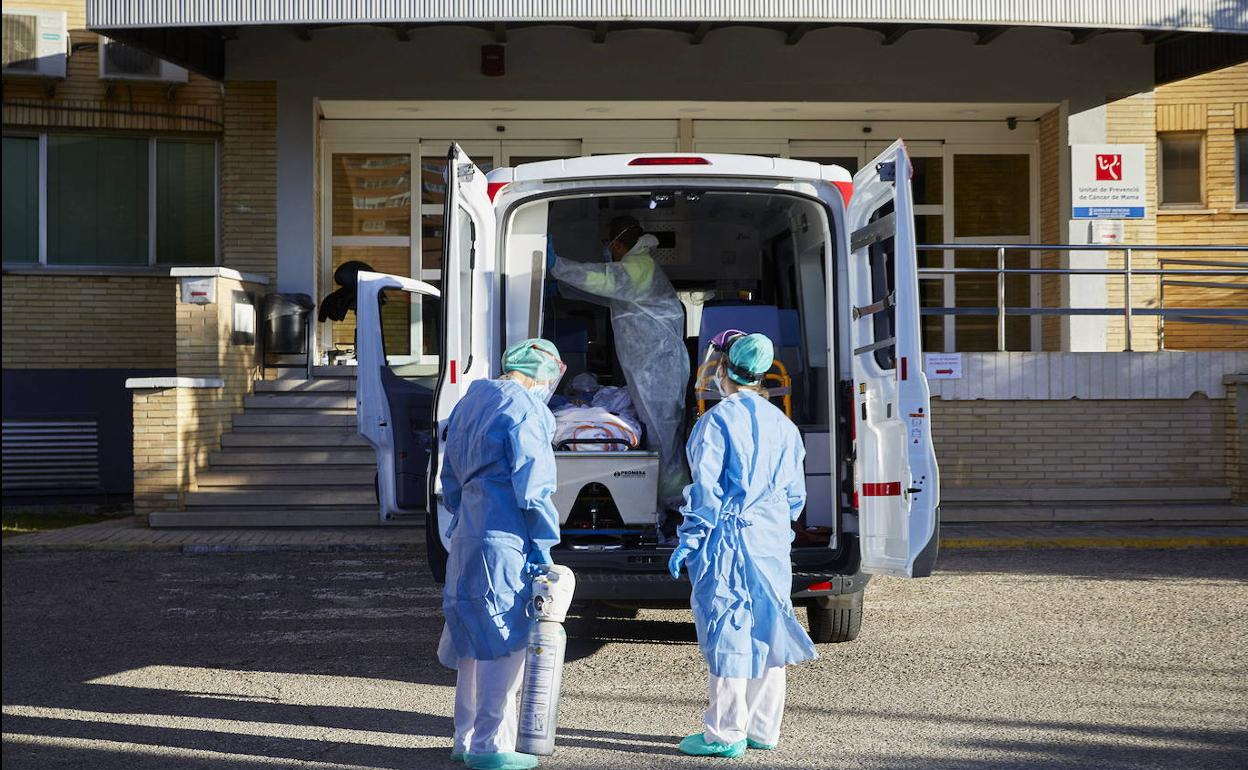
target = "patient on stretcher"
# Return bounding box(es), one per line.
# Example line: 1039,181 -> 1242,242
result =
550,372 -> 644,451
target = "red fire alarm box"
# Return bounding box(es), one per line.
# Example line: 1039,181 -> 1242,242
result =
481,44 -> 505,77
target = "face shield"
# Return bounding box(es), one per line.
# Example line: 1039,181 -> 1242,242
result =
527,348 -> 568,404
702,329 -> 746,394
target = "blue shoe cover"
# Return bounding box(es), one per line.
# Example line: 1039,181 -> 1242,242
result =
678,733 -> 747,758
747,738 -> 777,750
465,751 -> 539,770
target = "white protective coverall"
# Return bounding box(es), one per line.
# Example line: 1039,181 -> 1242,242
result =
550,234 -> 691,503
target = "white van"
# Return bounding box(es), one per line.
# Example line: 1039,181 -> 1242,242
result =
355,141 -> 939,642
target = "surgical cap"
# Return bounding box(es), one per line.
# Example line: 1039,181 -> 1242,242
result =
502,338 -> 563,381
726,333 -> 774,385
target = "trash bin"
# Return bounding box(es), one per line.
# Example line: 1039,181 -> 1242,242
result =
262,293 -> 315,354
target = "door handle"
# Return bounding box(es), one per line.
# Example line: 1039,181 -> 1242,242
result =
906,487 -> 922,494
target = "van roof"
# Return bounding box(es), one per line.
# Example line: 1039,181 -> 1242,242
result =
500,153 -> 851,185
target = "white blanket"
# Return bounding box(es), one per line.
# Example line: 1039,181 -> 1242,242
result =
553,407 -> 640,452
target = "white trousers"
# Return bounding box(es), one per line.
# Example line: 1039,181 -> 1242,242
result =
703,666 -> 786,747
452,648 -> 527,756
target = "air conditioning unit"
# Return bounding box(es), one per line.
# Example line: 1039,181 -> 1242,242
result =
99,37 -> 188,83
1,8 -> 68,78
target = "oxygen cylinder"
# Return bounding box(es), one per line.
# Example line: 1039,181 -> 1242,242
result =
516,564 -> 576,756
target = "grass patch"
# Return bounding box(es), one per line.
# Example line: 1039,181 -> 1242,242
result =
2,505 -> 131,538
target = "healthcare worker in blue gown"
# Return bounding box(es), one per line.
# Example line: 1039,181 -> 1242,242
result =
438,338 -> 566,770
669,332 -> 818,758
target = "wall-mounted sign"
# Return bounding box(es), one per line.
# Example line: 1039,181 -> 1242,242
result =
232,290 -> 256,346
923,353 -> 962,380
1090,219 -> 1125,245
1071,144 -> 1145,219
180,277 -> 215,304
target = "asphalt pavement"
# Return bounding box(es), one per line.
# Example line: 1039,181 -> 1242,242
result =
3,547 -> 1246,769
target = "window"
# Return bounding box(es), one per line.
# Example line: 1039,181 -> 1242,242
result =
2,133 -> 217,267
1159,133 -> 1203,206
156,140 -> 215,265
1237,131 -> 1247,206
2,136 -> 39,263
49,135 -> 148,265
457,208 -> 475,367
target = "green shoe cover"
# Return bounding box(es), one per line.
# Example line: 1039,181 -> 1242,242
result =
464,752 -> 538,770
450,751 -> 466,762
678,733 -> 748,758
747,738 -> 777,750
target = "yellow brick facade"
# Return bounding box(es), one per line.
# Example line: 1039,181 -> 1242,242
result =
1105,62 -> 1248,352
1,275 -> 176,368
221,82 -> 279,278
932,396 -> 1234,491
131,274 -> 263,517
3,2 -> 278,369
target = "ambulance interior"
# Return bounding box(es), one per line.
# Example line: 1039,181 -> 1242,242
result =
528,190 -> 845,552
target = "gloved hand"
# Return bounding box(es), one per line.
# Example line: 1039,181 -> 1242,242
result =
668,544 -> 695,579
526,549 -> 552,576
546,240 -> 558,269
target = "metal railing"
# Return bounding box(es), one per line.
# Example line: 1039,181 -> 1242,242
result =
915,243 -> 1248,351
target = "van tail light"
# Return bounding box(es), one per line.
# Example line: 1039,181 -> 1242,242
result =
832,180 -> 853,204
806,581 -> 833,592
627,156 -> 711,166
487,182 -> 509,201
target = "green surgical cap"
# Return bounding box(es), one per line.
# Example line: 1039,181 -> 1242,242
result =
726,333 -> 774,385
502,338 -> 563,381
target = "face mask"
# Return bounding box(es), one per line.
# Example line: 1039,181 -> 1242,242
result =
529,378 -> 559,404
601,243 -> 613,261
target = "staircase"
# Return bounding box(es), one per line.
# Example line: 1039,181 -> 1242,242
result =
148,367 -> 398,528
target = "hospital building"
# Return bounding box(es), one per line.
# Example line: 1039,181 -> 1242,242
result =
2,2 -> 1245,523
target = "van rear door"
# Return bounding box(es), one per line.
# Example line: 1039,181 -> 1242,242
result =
428,145 -> 495,537
356,272 -> 441,520
845,140 -> 941,578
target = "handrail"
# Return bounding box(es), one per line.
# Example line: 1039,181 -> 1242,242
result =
914,243 -> 1247,351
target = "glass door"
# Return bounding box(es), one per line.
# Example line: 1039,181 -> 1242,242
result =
946,146 -> 1037,351
324,145 -> 419,362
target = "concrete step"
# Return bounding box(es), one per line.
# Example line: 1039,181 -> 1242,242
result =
185,488 -> 376,508
256,378 -> 356,393
220,432 -> 368,449
208,449 -> 376,467
943,503 -> 1248,525
245,393 -> 356,410
196,468 -> 373,488
149,508 -> 392,528
233,413 -> 359,429
312,366 -> 358,379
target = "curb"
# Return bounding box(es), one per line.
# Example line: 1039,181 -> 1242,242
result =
942,536 -> 1248,550
1,541 -> 421,554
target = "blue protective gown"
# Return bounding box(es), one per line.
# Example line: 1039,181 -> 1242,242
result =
439,378 -> 561,663
676,390 -> 818,679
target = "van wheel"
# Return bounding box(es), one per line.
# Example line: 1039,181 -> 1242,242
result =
807,590 -> 863,643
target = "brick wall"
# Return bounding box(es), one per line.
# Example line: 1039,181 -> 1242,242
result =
1,275 -> 176,368
3,2 -> 223,133
1105,91 -> 1161,352
1038,107 -> 1063,351
221,82 -> 279,278
1152,62 -> 1248,351
932,397 -> 1228,489
130,274 -> 262,517
1228,376 -> 1247,503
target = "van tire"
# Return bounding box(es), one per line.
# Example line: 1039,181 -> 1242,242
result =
807,590 -> 863,643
